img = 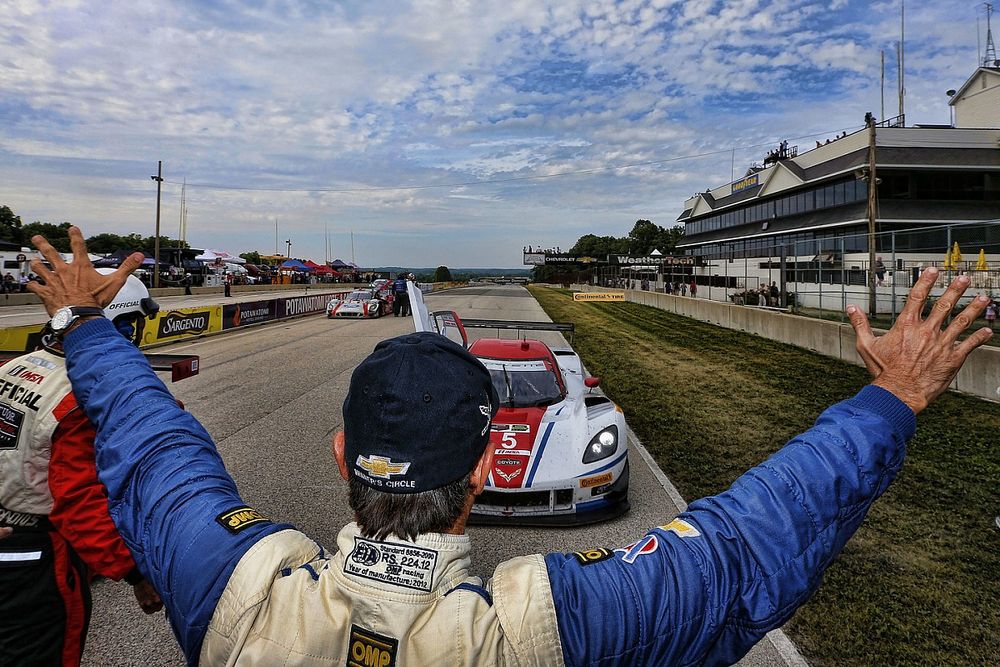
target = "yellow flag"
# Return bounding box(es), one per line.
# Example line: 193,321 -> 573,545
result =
977,249 -> 988,271
942,249 -> 954,270
951,241 -> 963,264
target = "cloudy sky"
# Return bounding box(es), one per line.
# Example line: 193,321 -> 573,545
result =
0,0 -> 987,267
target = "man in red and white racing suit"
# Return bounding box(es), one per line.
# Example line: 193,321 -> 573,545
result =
0,278 -> 162,666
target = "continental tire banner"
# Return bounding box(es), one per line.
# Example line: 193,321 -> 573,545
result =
140,306 -> 223,346
222,300 -> 278,330
573,292 -> 624,302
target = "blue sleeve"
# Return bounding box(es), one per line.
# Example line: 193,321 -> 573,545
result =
545,385 -> 915,667
64,319 -> 288,664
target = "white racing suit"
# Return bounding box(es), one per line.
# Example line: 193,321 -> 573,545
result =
64,318 -> 916,666
201,524 -> 562,665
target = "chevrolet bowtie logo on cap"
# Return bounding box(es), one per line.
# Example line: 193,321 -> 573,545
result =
356,455 -> 411,479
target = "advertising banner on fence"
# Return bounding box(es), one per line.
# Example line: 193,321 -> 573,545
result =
573,292 -> 625,302
0,323 -> 45,354
140,306 -> 223,346
279,293 -> 336,318
222,300 -> 279,330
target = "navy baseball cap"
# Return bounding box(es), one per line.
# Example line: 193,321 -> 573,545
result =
343,332 -> 500,493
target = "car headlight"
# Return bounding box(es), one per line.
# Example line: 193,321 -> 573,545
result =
583,425 -> 618,463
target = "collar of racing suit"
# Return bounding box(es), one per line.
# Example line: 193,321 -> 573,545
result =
334,521 -> 476,598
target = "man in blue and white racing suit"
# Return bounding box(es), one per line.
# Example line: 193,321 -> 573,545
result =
27,228 -> 992,666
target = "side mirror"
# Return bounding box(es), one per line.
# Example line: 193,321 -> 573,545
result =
584,377 -> 601,389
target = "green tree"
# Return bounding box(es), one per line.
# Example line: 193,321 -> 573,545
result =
0,205 -> 23,244
21,222 -> 72,252
432,265 -> 453,282
240,251 -> 262,265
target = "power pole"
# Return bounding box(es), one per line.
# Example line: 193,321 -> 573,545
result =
865,113 -> 879,318
150,160 -> 163,288
275,218 -> 279,255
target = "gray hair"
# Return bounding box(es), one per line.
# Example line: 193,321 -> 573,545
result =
349,473 -> 472,541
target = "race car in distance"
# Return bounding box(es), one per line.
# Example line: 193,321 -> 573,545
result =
407,283 -> 629,525
327,289 -> 389,318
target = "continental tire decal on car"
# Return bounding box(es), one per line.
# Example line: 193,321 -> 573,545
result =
579,471 -> 614,488
158,311 -> 211,338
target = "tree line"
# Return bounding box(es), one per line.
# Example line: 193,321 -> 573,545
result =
532,219 -> 684,282
0,204 -> 187,254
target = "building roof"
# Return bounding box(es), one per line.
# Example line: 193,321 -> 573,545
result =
948,67 -> 1000,105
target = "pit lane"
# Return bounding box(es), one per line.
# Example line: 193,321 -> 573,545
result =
81,284 -> 804,666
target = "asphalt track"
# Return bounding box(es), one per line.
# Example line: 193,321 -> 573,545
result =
80,285 -> 806,666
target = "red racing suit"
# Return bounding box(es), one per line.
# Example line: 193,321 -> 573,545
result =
0,347 -> 142,667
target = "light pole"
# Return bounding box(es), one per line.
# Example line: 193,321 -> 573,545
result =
946,89 -> 956,126
150,161 -> 163,288
285,239 -> 292,258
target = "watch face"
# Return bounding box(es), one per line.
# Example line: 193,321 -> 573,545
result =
51,307 -> 73,331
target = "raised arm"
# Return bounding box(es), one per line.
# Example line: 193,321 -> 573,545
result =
544,270 -> 991,666
28,228 -> 288,661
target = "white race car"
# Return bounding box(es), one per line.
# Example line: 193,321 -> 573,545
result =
408,284 -> 629,525
327,289 -> 389,319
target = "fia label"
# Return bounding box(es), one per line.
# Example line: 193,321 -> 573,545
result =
344,537 -> 438,592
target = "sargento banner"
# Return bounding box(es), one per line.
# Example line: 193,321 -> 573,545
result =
523,253 -> 546,266
141,306 -> 223,346
222,300 -> 277,330
573,292 -> 625,302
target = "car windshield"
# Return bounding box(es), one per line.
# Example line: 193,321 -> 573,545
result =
479,358 -> 562,408
346,291 -> 372,300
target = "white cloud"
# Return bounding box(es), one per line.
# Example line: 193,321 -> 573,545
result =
0,0 -> 987,266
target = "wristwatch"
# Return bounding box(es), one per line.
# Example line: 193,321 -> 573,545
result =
50,306 -> 105,337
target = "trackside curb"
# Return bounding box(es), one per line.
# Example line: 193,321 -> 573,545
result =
626,425 -> 811,667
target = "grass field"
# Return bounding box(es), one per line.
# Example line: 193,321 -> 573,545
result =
528,286 -> 1000,667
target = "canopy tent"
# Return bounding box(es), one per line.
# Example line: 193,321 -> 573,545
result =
93,250 -> 166,269
302,260 -> 323,269
312,265 -> 339,275
280,259 -> 311,271
330,259 -> 351,269
195,249 -> 246,264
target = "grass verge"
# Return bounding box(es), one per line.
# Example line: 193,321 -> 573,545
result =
529,285 -> 1000,667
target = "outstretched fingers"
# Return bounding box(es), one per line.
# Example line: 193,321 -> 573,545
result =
956,327 -> 994,358
68,227 -> 93,269
926,275 -> 971,330
944,293 -> 990,342
847,305 -> 883,375
899,267 -> 938,322
31,234 -> 67,272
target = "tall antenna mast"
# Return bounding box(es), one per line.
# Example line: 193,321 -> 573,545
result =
898,0 -> 905,123
178,179 -> 186,244
880,49 -> 886,121
985,3 -> 998,67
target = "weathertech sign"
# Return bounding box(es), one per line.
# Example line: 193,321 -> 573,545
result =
573,292 -> 624,301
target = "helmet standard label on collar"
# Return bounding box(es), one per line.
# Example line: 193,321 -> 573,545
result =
344,536 -> 437,592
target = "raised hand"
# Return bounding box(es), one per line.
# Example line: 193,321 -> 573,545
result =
847,267 -> 992,414
26,226 -> 144,316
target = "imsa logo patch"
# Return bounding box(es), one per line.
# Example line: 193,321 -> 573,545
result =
215,507 -> 268,534
348,625 -> 398,667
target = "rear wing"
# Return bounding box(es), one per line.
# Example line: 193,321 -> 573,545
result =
460,319 -> 574,343
407,281 -> 574,347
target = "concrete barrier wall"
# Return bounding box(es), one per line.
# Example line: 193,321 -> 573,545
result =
567,283 -> 1000,403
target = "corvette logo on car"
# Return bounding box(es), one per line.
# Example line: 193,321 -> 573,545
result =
495,468 -> 521,482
